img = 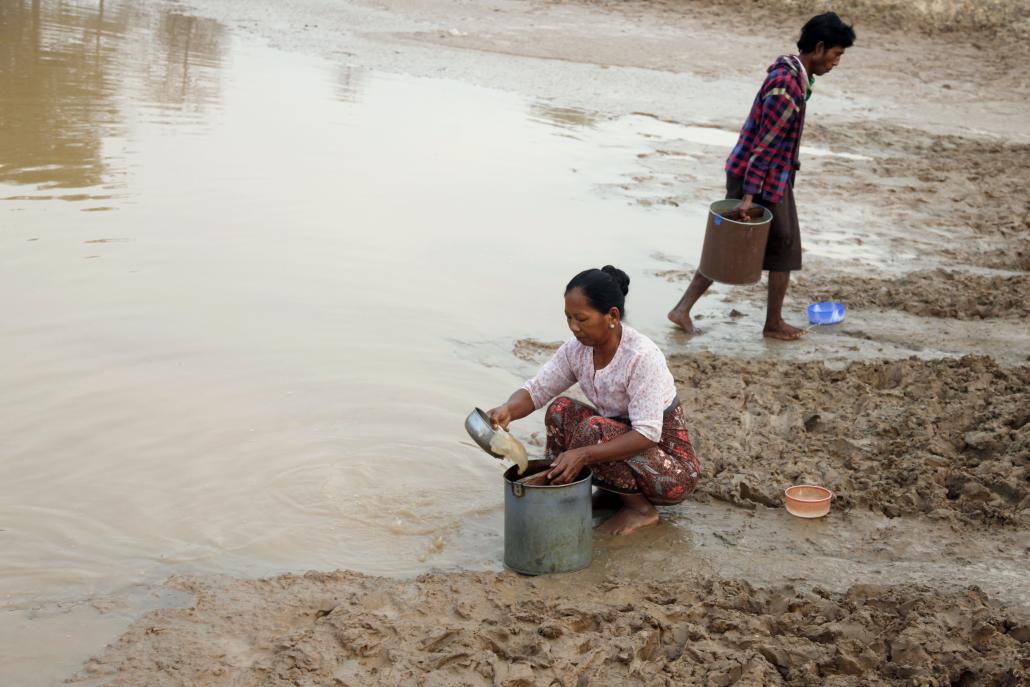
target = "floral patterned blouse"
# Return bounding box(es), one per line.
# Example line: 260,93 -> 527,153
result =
522,325 -> 677,442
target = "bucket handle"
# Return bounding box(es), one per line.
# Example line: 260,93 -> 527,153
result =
512,482 -> 524,497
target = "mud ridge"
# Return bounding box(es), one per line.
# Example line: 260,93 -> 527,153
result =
513,337 -> 563,362
789,270 -> 1030,320
671,353 -> 1029,527
73,569 -> 1030,686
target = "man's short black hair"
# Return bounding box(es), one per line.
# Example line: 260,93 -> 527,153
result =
797,12 -> 856,53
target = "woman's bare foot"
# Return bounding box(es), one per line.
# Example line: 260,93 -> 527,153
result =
763,319 -> 806,341
596,494 -> 659,536
667,307 -> 700,334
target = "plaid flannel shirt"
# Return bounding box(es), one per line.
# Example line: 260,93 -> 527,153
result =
725,56 -> 807,205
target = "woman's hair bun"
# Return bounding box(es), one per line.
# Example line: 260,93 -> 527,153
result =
565,266 -> 630,318
601,265 -> 630,296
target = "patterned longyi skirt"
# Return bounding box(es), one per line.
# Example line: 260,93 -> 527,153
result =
543,396 -> 701,505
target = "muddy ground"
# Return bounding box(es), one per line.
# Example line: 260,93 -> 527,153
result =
657,268 -> 1030,321
71,0 -> 1029,684
562,0 -> 1030,37
790,271 -> 1030,321
74,570 -> 1029,687
639,120 -> 1030,275
671,353 -> 1029,526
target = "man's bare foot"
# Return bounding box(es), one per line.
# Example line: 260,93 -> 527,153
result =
596,505 -> 660,536
592,489 -> 621,512
763,320 -> 807,341
667,308 -> 700,334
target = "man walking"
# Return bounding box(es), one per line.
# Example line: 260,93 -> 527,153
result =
668,12 -> 855,340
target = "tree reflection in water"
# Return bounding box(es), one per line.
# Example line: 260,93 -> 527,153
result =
0,0 -> 226,197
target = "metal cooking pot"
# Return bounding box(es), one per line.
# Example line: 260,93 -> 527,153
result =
503,460 -> 592,575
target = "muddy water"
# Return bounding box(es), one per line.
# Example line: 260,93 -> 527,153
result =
0,1 -> 719,682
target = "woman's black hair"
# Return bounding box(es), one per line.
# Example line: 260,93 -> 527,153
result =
565,265 -> 630,318
797,12 -> 856,53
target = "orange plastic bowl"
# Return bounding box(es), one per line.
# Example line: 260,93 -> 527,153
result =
784,485 -> 833,518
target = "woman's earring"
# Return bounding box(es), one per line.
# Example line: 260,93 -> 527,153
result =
610,323 -> 615,329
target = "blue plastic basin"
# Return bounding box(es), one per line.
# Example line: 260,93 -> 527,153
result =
807,302 -> 845,325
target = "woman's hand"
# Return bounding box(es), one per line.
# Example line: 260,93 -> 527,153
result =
547,447 -> 590,485
484,390 -> 535,430
486,404 -> 513,430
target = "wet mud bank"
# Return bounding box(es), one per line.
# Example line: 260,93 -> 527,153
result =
789,270 -> 1030,321
557,0 -> 1030,38
659,268 -> 1030,321
807,127 -> 1030,269
636,120 -> 1030,273
669,353 -> 1029,527
74,569 -> 1029,686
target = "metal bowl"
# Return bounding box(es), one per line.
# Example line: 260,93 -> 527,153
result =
465,407 -> 504,458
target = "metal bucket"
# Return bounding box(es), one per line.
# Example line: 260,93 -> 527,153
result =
503,460 -> 592,575
697,199 -> 772,285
